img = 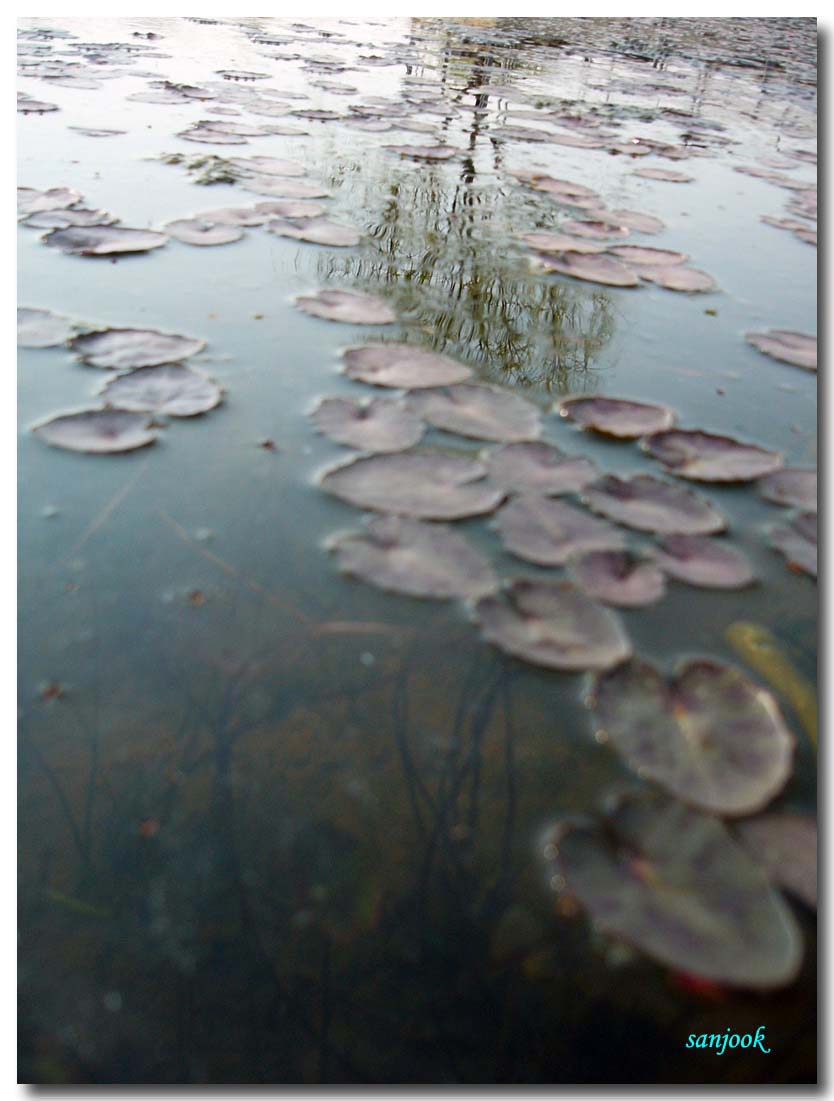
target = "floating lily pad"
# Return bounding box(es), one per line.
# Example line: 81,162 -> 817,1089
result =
254,200 -> 328,219
328,515 -> 498,600
607,245 -> 688,266
43,225 -> 168,256
550,789 -> 803,988
559,396 -> 675,439
32,409 -> 158,454
18,97 -> 59,114
639,266 -> 716,292
192,206 -> 267,226
590,659 -> 793,815
296,290 -> 396,325
570,550 -> 666,607
342,344 -> 472,389
608,208 -> 665,234
267,217 -> 360,247
735,815 -> 817,909
474,579 -> 631,672
768,512 -> 817,578
746,330 -> 817,371
496,496 -> 625,566
539,252 -> 640,288
522,232 -> 607,255
18,186 -> 82,217
177,126 -> 248,145
653,534 -> 756,588
100,364 -> 222,416
633,167 -> 694,182
384,144 -> 459,159
17,308 -> 76,348
320,452 -> 504,520
408,385 -> 541,443
643,429 -> 783,482
227,155 -> 305,176
67,126 -> 126,138
310,396 -> 424,452
163,218 -> 244,245
239,176 -> 331,199
582,475 -> 725,535
486,442 -> 597,495
22,207 -> 119,229
70,328 -> 206,369
759,469 -> 817,512
562,219 -> 630,239
523,175 -> 601,206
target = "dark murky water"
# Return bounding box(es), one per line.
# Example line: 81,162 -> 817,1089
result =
18,17 -> 816,1084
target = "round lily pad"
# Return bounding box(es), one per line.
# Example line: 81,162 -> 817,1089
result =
639,266 -> 716,292
643,429 -> 783,482
254,200 -> 328,219
99,364 -> 222,416
310,396 -> 424,452
496,496 -> 625,567
607,245 -> 688,266
239,177 -> 331,199
562,219 -> 630,239
407,385 -> 541,443
522,232 -> 607,255
486,441 -> 597,495
18,187 -> 82,217
607,209 -> 665,234
163,219 -> 244,245
32,409 -> 158,454
384,144 -> 459,159
539,251 -> 640,288
746,330 -> 817,371
320,452 -> 504,520
653,534 -> 756,588
227,155 -> 305,177
768,512 -> 817,578
194,206 -> 269,226
70,328 -> 206,370
758,469 -> 817,511
582,475 -> 726,535
523,175 -> 600,204
296,290 -> 396,325
342,344 -> 473,389
633,167 -> 694,182
18,308 -> 76,348
570,550 -> 666,607
267,217 -> 360,247
559,396 -> 675,438
550,789 -> 803,988
474,579 -> 631,672
328,515 -> 498,600
735,815 -> 817,909
22,208 -> 119,229
589,659 -> 793,815
43,225 -> 168,256
177,126 -> 248,144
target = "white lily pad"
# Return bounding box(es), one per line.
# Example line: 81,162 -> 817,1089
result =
310,396 -> 424,452
758,469 -> 817,512
18,308 -> 76,348
163,219 -> 244,245
267,217 -> 360,247
768,512 -> 817,578
296,290 -> 396,325
407,384 -> 541,443
746,330 -> 817,371
735,815 -> 817,909
43,225 -> 168,256
32,409 -> 158,454
342,344 -> 473,389
99,364 -> 222,416
69,328 -> 206,370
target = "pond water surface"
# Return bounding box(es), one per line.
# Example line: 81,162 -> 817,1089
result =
18,16 -> 817,1085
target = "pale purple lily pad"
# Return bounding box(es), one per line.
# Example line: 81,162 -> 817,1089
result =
18,187 -> 82,217
474,579 -> 631,672
735,815 -> 817,909
559,396 -> 675,438
296,290 -> 396,325
653,534 -> 756,588
522,232 -> 607,255
310,395 -> 424,452
746,330 -> 817,371
99,364 -> 222,416
643,429 -> 783,482
70,328 -> 206,370
342,344 -> 472,389
523,175 -> 601,206
267,217 -> 360,247
539,252 -> 640,288
239,177 -> 331,199
227,155 -> 305,176
177,127 -> 247,144
582,475 -> 725,535
759,469 -> 816,512
384,144 -> 459,159
18,308 -> 76,348
320,452 -> 504,520
43,225 -> 168,256
607,245 -> 688,266
633,167 -> 694,182
570,550 -> 666,607
407,384 -> 541,443
590,659 -> 793,815
32,409 -> 158,454
22,208 -> 119,229
608,209 -> 665,234
562,219 -> 630,240
640,266 -> 716,292
328,515 -> 498,600
486,441 -> 597,495
18,98 -> 59,114
254,200 -> 328,219
193,206 -> 269,226
768,512 -> 817,578
550,789 -> 803,988
163,218 -> 244,245
496,496 -> 625,567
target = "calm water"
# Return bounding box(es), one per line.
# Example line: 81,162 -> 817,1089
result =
18,17 -> 817,1084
